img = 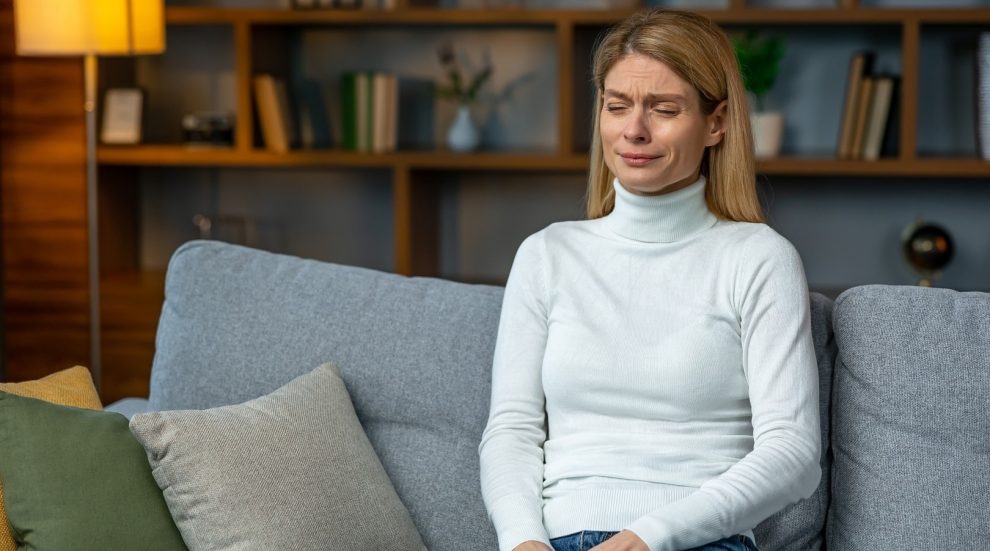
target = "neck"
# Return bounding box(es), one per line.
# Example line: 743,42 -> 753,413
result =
602,174 -> 717,243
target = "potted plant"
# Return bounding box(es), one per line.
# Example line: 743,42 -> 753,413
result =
733,30 -> 786,158
435,40 -> 493,152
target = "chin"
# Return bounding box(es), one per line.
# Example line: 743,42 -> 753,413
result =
615,170 -> 662,191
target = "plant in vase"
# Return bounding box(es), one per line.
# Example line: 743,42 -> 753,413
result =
435,40 -> 493,152
733,30 -> 786,158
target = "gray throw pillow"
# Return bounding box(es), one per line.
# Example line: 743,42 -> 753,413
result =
129,363 -> 427,551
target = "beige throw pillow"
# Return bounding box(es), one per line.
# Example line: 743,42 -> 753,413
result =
129,363 -> 427,551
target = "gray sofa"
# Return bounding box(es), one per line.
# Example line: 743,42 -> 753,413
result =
108,240 -> 989,550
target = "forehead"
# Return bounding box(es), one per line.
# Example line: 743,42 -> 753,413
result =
603,54 -> 693,100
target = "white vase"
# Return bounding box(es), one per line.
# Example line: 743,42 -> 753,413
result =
750,111 -> 783,159
447,104 -> 480,152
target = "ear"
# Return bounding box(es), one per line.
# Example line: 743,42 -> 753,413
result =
704,99 -> 728,147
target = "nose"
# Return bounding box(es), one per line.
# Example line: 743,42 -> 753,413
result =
622,107 -> 650,143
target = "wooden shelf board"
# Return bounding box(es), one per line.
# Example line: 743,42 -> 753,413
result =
757,157 -> 990,177
99,147 -> 990,176
165,6 -> 990,26
98,146 -> 589,171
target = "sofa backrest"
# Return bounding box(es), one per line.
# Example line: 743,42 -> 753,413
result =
150,241 -> 504,551
754,292 -> 835,551
149,240 -> 839,551
827,285 -> 990,550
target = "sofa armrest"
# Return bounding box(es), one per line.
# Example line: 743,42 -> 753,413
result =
104,397 -> 152,420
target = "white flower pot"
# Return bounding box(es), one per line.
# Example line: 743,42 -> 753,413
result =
750,111 -> 783,159
446,104 -> 480,152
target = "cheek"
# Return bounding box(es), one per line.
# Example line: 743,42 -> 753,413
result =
599,117 -> 621,142
660,124 -> 707,150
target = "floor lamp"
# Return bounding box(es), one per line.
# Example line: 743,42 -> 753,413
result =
13,0 -> 164,390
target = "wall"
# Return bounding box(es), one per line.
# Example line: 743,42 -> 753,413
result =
0,0 -> 92,382
134,0 -> 990,295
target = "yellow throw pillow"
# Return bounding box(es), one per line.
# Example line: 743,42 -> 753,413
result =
0,366 -> 102,551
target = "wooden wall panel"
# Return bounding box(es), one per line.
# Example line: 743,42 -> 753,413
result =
101,271 -> 162,404
1,0 -> 92,387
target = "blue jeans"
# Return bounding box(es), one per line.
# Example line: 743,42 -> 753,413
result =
549,531 -> 759,551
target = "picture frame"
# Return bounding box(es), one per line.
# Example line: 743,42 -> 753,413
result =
101,88 -> 144,145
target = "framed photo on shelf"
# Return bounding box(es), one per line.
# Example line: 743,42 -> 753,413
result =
101,88 -> 144,145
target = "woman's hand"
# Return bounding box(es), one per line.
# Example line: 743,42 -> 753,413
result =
512,541 -> 553,551
589,530 -> 650,551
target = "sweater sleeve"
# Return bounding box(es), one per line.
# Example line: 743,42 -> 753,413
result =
479,232 -> 552,551
624,227 -> 822,551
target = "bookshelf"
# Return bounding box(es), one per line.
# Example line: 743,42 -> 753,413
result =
86,0 -> 990,402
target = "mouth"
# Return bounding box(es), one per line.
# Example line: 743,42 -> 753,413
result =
620,153 -> 661,166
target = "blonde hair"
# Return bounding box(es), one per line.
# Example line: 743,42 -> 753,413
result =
585,8 -> 764,223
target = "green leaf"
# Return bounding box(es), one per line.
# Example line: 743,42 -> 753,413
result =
733,29 -> 786,105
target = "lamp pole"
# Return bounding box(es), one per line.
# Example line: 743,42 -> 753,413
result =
84,52 -> 102,389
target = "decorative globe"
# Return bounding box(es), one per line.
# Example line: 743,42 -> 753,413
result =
902,221 -> 954,273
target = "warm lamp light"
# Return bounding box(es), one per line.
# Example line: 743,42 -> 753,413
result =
13,0 -> 165,391
15,0 -> 164,56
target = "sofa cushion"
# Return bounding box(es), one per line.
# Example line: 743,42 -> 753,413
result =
0,391 -> 185,551
150,240 -> 504,551
0,366 -> 104,551
130,363 -> 425,551
828,285 -> 990,549
753,292 -> 836,551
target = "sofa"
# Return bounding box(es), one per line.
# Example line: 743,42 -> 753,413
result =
105,239 -> 989,550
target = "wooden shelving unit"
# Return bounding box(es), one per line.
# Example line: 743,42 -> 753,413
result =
98,147 -> 990,177
91,0 -> 990,403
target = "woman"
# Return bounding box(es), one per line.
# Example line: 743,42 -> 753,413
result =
478,8 -> 821,551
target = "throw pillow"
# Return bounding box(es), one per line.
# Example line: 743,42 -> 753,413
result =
128,362 -> 427,551
0,391 -> 187,551
0,366 -> 103,551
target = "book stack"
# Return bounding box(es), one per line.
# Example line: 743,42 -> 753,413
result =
291,0 -> 398,10
339,71 -> 399,154
837,51 -> 900,161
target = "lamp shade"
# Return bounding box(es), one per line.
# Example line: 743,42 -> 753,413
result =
15,0 -> 165,56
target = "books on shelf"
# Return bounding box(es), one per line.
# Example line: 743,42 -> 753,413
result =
862,75 -> 896,161
837,51 -> 872,160
254,74 -> 296,154
849,75 -> 875,159
339,71 -> 399,153
836,50 -> 900,161
291,0 -> 397,10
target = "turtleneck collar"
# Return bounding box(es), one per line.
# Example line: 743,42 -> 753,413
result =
602,174 -> 717,243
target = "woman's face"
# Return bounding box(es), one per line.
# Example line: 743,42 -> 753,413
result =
600,53 -> 727,196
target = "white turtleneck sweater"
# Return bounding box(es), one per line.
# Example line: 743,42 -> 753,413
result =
478,174 -> 821,551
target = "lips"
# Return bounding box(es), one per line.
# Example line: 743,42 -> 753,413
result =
620,153 -> 660,160
620,153 -> 660,166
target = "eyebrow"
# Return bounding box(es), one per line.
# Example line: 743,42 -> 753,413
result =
603,89 -> 686,103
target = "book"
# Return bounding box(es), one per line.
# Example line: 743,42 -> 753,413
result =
373,72 -> 389,153
861,75 -> 895,161
274,79 -> 297,150
356,72 -> 371,152
837,51 -> 875,159
254,74 -> 292,154
849,76 -> 875,161
340,72 -> 357,150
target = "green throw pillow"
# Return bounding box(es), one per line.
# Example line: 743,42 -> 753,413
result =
0,391 -> 187,551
